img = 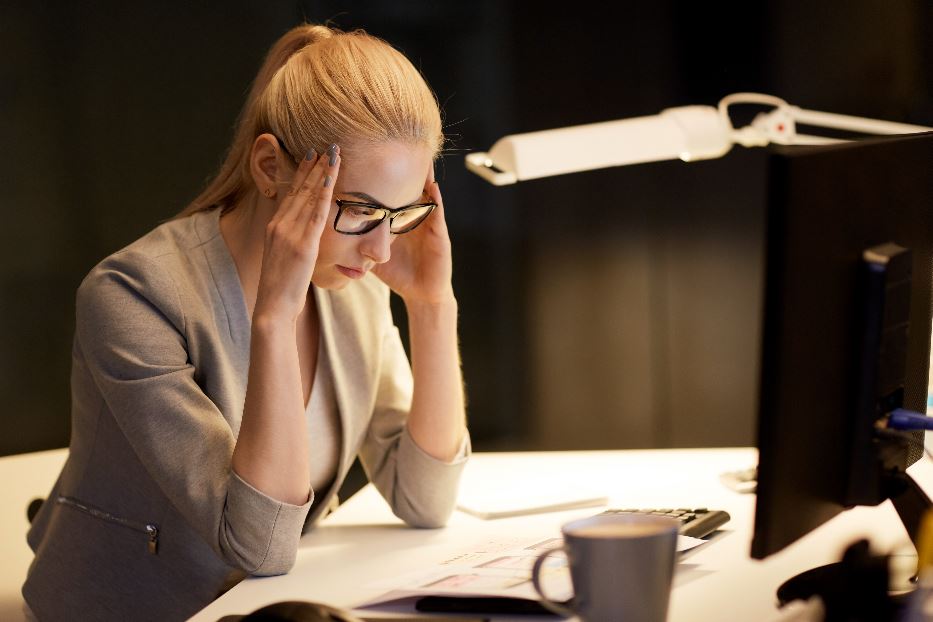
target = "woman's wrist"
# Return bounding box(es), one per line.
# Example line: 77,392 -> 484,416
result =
403,289 -> 457,316
251,310 -> 299,336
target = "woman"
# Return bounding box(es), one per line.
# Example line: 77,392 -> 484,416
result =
23,23 -> 469,621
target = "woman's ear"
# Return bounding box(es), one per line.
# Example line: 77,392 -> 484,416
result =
249,134 -> 288,193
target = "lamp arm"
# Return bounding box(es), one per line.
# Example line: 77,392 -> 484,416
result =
723,92 -> 933,147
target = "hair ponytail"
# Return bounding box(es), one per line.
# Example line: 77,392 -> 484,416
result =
178,23 -> 442,218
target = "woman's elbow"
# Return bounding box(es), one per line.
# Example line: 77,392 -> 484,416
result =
220,538 -> 299,576
393,497 -> 456,529
249,552 -> 299,577
217,519 -> 302,576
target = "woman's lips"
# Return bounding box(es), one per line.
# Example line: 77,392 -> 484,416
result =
337,265 -> 366,279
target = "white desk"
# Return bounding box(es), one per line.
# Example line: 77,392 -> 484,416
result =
0,448 -> 68,622
190,448 -> 926,621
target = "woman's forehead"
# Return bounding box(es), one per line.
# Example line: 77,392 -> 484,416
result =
337,141 -> 431,207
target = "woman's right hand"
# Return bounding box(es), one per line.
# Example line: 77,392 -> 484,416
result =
253,144 -> 341,323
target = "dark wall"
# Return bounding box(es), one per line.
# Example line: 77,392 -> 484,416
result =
2,1 -> 931,456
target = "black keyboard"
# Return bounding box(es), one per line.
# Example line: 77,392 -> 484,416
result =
599,508 -> 731,539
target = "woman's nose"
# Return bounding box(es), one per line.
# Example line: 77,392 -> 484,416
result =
360,221 -> 393,264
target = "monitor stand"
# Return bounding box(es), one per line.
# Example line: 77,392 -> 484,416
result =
776,471 -> 932,618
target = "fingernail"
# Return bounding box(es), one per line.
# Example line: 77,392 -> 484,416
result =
305,148 -> 316,161
323,175 -> 333,188
328,143 -> 338,166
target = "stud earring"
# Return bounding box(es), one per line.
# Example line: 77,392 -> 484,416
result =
263,188 -> 276,198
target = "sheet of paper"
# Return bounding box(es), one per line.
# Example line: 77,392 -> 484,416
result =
355,531 -> 708,611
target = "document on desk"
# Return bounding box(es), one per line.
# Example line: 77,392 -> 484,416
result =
454,465 -> 609,519
354,531 -> 706,612
456,493 -> 610,520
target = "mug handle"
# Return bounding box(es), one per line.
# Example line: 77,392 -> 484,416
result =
530,544 -> 576,618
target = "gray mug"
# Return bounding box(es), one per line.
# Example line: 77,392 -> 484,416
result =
531,513 -> 680,622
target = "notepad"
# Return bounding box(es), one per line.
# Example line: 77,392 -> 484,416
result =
456,495 -> 609,520
455,482 -> 608,520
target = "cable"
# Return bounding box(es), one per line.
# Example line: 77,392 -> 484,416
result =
883,409 -> 933,463
886,409 -> 933,431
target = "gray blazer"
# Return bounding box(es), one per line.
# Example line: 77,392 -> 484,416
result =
22,208 -> 470,621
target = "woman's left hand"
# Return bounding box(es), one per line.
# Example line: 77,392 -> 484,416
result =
373,167 -> 455,305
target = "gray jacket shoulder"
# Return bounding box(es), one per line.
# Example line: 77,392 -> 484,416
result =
76,212 -> 216,331
80,213 -> 207,286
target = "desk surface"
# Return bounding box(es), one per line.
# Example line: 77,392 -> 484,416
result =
190,448 -> 924,621
0,448 -> 68,622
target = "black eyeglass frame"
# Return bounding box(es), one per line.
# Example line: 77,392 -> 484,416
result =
334,199 -> 437,235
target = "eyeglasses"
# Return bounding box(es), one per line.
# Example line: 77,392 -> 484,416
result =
265,134 -> 436,235
334,199 -> 436,235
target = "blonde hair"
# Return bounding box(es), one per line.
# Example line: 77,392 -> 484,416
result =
179,24 -> 443,217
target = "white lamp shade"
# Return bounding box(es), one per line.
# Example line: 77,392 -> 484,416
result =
465,105 -> 733,185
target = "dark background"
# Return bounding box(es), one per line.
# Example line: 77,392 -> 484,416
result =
2,2 -> 932,467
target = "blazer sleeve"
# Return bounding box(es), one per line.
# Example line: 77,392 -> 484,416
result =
357,309 -> 471,528
75,251 -> 312,575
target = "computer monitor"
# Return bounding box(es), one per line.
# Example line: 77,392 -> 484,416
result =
751,132 -> 933,579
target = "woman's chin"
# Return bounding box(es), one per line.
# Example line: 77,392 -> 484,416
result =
311,271 -> 352,291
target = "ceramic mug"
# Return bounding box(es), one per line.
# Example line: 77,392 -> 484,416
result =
531,513 -> 680,622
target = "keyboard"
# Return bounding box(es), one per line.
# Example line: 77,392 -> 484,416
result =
599,508 -> 731,538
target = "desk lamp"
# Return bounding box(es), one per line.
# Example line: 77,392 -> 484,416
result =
464,92 -> 931,185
